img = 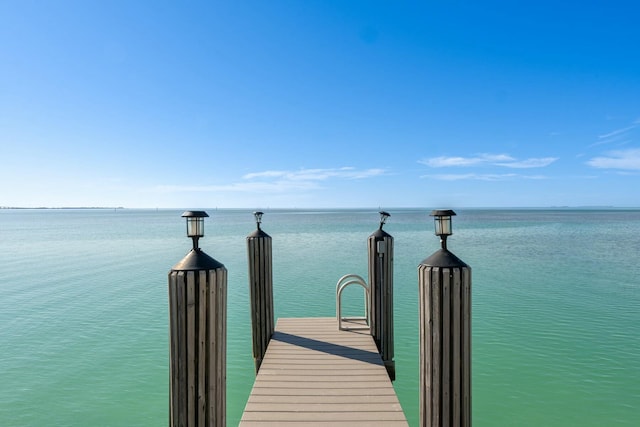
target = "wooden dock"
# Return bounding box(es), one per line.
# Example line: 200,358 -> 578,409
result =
239,317 -> 408,426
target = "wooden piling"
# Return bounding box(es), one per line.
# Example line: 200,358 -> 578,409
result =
169,247 -> 227,427
247,213 -> 274,373
418,249 -> 471,427
368,215 -> 395,380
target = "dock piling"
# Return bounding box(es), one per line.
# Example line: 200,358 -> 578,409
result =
418,210 -> 471,427
368,211 -> 395,380
247,211 -> 274,373
168,211 -> 227,427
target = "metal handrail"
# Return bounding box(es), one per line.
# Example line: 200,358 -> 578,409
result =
336,274 -> 370,331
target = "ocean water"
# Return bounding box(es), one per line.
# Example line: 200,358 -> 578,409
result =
1,208 -> 639,426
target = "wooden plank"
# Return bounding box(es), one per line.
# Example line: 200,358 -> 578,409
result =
241,411 -> 406,422
442,268 -> 451,426
432,267 -> 441,427
266,238 -> 274,339
176,272 -> 187,425
240,317 -> 407,426
186,272 -> 196,427
247,394 -> 400,404
452,267 -> 461,427
244,402 -> 405,412
197,270 -> 206,427
248,387 -> 397,396
463,267 -> 471,427
257,369 -> 386,376
207,270 -> 219,424
418,265 -> 428,426
239,422 -> 409,427
218,268 -> 228,426
251,380 -> 394,388
168,273 -> 178,425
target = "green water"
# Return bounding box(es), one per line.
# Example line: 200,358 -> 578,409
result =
1,208 -> 639,426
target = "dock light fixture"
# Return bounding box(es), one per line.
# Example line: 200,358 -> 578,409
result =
379,211 -> 390,229
182,210 -> 209,250
430,209 -> 456,250
253,211 -> 264,230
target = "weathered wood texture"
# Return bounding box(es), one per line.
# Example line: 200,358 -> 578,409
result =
247,229 -> 274,372
168,268 -> 227,427
240,317 -> 408,426
418,265 -> 471,427
368,230 -> 395,380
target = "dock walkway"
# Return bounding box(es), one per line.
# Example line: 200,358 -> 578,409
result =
239,317 -> 408,426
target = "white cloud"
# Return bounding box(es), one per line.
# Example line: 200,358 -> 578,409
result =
419,154 -> 557,169
157,167 -> 387,194
587,148 -> 640,170
419,154 -> 513,167
495,157 -> 558,168
422,173 -> 513,181
244,167 -> 386,181
155,180 -> 320,193
421,173 -> 550,181
523,175 -> 550,180
242,170 -> 288,180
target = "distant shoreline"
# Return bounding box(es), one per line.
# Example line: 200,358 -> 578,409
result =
3,206 -> 640,211
0,206 -> 125,210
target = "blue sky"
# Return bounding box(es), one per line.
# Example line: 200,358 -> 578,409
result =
2,0 -> 639,208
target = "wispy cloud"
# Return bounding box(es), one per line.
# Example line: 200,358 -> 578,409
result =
421,173 -> 548,181
598,126 -> 635,140
419,154 -> 557,169
495,157 -> 558,168
587,148 -> 640,170
155,180 -> 320,193
419,154 -> 512,167
591,122 -> 638,147
243,167 -> 386,181
422,173 -> 516,181
156,167 -> 387,193
241,170 -> 288,180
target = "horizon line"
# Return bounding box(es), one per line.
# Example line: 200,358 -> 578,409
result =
2,205 -> 638,211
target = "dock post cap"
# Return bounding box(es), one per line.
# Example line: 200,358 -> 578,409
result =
430,209 -> 456,217
181,210 -> 210,218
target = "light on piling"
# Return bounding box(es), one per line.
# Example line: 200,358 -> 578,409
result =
182,210 -> 208,249
431,209 -> 455,249
379,210 -> 390,229
254,211 -> 264,230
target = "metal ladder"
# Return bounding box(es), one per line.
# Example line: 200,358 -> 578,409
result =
335,274 -> 370,331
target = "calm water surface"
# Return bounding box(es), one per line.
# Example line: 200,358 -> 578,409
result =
1,208 -> 639,426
